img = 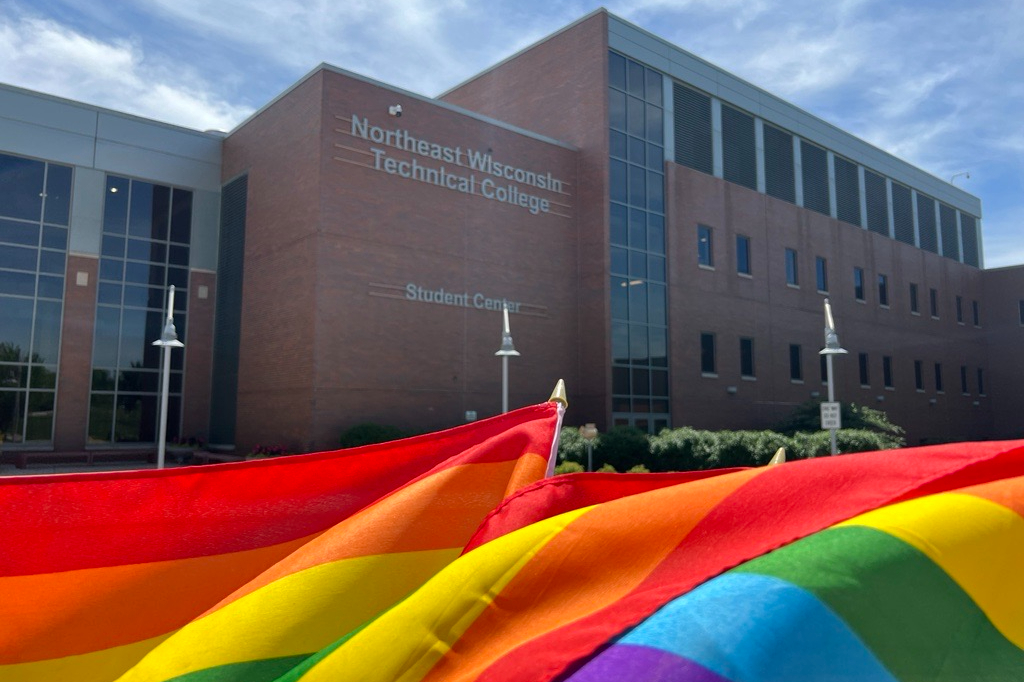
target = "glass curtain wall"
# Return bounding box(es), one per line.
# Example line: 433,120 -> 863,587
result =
88,175 -> 192,444
0,152 -> 72,444
609,51 -> 669,433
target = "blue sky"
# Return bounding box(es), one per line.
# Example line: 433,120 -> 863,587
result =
2,0 -> 1021,266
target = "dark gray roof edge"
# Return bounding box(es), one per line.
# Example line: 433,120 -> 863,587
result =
0,81 -> 226,140
228,63 -> 577,151
437,8 -> 608,99
606,13 -> 982,216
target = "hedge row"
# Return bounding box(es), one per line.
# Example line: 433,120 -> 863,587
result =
558,425 -> 902,473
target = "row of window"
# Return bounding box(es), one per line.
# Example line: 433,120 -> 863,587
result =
699,332 -> 986,396
696,225 -> 983,324
672,80 -> 981,266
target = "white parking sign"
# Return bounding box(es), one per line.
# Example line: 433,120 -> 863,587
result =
820,402 -> 842,430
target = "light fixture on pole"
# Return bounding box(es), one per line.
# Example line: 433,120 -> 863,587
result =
152,285 -> 185,469
819,297 -> 847,455
494,305 -> 520,413
579,423 -> 598,472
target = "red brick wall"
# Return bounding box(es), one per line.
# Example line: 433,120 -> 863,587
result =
182,270 -> 215,439
441,11 -> 611,429
222,72 -> 325,451
667,162 -> 991,444
53,255 -> 98,450
981,265 -> 1024,439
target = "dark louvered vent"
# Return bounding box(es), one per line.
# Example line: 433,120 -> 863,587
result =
940,203 -> 960,260
834,156 -> 861,226
673,83 -> 713,174
763,123 -> 794,203
864,169 -> 888,236
917,194 -> 938,253
892,182 -> 914,245
961,214 -> 979,266
209,174 -> 248,446
721,104 -> 756,190
801,140 -> 829,216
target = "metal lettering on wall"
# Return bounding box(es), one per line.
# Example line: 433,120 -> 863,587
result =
367,282 -> 548,318
334,114 -> 571,218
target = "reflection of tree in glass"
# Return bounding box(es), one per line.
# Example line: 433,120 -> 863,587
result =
1,342 -> 24,441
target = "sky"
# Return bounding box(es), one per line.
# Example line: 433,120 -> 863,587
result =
1,0 -> 1021,267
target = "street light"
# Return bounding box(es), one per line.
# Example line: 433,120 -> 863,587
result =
579,423 -> 598,472
494,305 -> 520,413
152,285 -> 185,469
819,297 -> 847,455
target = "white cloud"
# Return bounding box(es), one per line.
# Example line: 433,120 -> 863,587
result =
0,13 -> 251,130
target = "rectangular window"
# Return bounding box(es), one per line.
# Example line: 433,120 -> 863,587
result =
859,352 -> 870,386
697,224 -> 713,267
1020,300 -> 1024,325
853,267 -> 865,301
878,274 -> 889,307
883,356 -> 893,389
961,365 -> 969,394
785,248 -> 799,286
815,257 -> 828,292
935,363 -> 944,392
789,344 -> 802,381
978,367 -> 985,395
930,288 -> 939,318
740,337 -> 755,378
909,283 -> 919,314
736,235 -> 751,275
700,332 -> 716,374
914,360 -> 924,391
972,300 -> 980,327
956,295 -> 964,324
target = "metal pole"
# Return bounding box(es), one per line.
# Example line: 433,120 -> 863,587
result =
156,286 -> 176,469
826,353 -> 838,455
501,355 -> 509,414
586,441 -> 593,472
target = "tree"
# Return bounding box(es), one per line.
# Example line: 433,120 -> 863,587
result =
773,399 -> 905,447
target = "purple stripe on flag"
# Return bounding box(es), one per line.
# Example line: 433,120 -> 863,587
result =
565,644 -> 732,682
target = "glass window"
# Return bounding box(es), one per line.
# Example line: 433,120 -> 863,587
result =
740,337 -> 755,378
104,177 -> 130,234
785,248 -> 798,286
627,96 -> 645,138
628,135 -> 645,165
1020,300 -> 1024,325
854,267 -> 865,301
0,153 -> 45,221
609,52 -> 627,90
698,225 -> 713,267
972,300 -> 980,326
610,159 -> 627,204
736,235 -> 751,275
0,218 -> 40,246
627,60 -> 645,98
0,270 -> 36,296
978,368 -> 985,395
609,90 -> 627,131
816,257 -> 828,292
956,295 -> 963,323
649,327 -> 667,366
859,353 -> 870,386
910,283 -> 919,313
0,296 -> 34,361
914,360 -> 924,390
883,356 -> 893,388
44,164 -> 73,226
0,244 -> 38,271
878,274 -> 888,306
700,333 -> 716,374
935,363 -> 944,392
789,344 -> 802,381
930,288 -> 939,318
36,275 -> 63,300
610,130 -> 627,159
960,365 -> 969,394
610,203 -> 627,246
42,225 -> 68,250
648,283 -> 666,326
645,70 -> 663,106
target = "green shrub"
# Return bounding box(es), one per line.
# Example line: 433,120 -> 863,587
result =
554,460 -> 585,475
339,423 -> 411,448
774,400 -> 906,446
596,463 -> 618,473
626,464 -> 650,473
594,426 -> 650,472
557,426 -> 591,465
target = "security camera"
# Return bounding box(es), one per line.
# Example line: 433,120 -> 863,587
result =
388,105 -> 402,117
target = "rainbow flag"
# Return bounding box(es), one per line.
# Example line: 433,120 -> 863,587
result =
0,401 -> 564,682
277,440 -> 1024,681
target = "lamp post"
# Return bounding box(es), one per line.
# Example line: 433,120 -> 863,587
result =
494,305 -> 520,413
152,285 -> 185,469
819,298 -> 848,455
579,423 -> 598,472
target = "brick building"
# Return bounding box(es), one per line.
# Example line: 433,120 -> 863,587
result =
1,9 -> 1021,454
